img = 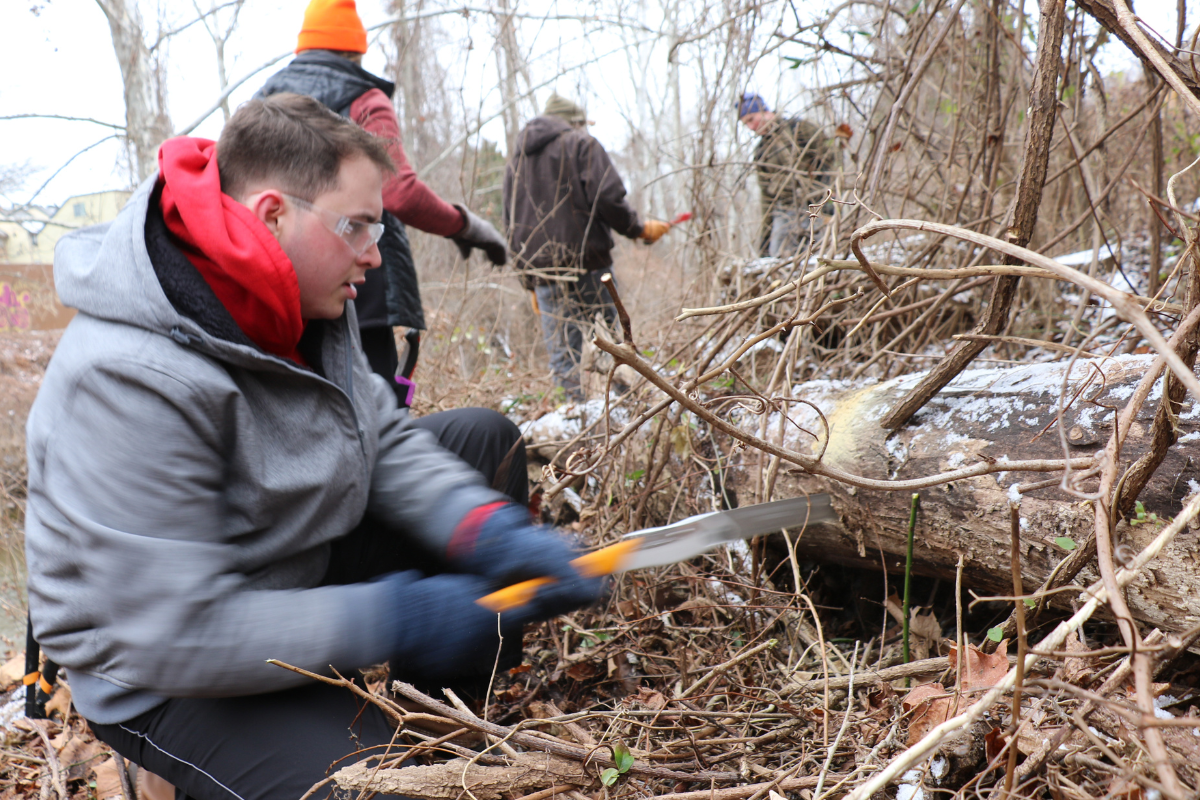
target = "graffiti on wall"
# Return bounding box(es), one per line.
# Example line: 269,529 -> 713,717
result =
0,265 -> 74,330
0,283 -> 33,330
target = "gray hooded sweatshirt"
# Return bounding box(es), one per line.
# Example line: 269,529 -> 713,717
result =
24,176 -> 504,724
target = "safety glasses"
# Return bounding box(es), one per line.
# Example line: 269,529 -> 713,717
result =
282,194 -> 385,257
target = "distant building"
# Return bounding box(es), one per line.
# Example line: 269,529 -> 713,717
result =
1,190 -> 130,331
0,190 -> 131,264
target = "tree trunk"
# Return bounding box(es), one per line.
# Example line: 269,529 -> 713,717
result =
494,0 -> 529,156
95,0 -> 172,181
739,356 -> 1200,640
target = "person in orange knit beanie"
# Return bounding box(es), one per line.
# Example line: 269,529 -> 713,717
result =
255,0 -> 528,536
258,0 -> 509,410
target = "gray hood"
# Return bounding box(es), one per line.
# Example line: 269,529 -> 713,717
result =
26,175 -> 504,723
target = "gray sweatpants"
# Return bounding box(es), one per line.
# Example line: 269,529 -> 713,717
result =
768,207 -> 814,258
534,270 -> 618,401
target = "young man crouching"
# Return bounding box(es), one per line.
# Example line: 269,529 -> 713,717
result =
25,93 -> 604,799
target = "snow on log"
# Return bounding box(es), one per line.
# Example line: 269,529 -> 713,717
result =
733,354 -> 1200,637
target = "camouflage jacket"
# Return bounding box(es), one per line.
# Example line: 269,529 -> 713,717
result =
753,117 -> 837,246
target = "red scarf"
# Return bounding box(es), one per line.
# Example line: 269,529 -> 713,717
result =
158,137 -> 306,365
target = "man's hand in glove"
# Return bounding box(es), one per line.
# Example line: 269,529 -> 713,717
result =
384,571 -> 553,681
447,502 -> 607,618
452,205 -> 508,266
640,219 -> 670,244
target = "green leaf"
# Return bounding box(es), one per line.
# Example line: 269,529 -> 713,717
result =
1054,536 -> 1077,551
1023,598 -> 1037,608
600,769 -> 620,787
626,469 -> 645,482
1135,501 -> 1147,519
987,626 -> 1004,643
613,743 -> 634,773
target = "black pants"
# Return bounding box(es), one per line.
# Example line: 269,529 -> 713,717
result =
89,410 -> 528,800
90,682 -> 400,800
410,408 -> 528,507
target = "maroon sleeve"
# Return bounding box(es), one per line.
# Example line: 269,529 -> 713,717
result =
350,89 -> 466,237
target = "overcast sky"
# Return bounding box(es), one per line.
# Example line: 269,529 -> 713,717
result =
0,0 -> 1186,210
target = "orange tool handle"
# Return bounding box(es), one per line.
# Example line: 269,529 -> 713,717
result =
476,538 -> 642,613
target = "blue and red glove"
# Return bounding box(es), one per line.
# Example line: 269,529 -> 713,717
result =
447,502 -> 607,617
383,570 -> 538,681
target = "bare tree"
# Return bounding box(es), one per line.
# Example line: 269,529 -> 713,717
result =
493,0 -> 534,155
190,0 -> 247,123
94,0 -> 173,181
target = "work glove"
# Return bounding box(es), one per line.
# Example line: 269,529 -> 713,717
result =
452,205 -> 508,266
640,219 -> 670,244
384,570 -> 553,682
447,502 -> 608,618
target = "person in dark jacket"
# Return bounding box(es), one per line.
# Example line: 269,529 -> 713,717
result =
504,94 -> 669,401
26,93 -> 606,800
257,0 -> 526,503
258,0 -> 507,407
738,93 -> 837,258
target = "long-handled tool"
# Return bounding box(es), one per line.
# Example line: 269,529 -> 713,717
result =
478,494 -> 836,612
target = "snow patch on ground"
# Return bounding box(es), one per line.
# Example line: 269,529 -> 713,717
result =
896,769 -> 925,800
0,686 -> 24,732
519,399 -> 628,443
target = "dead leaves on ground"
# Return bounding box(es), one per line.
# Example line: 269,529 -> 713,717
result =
901,642 -> 1011,746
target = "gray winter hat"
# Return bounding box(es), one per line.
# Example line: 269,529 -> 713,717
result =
544,93 -> 587,124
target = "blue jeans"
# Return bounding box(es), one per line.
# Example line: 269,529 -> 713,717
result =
535,270 -> 618,401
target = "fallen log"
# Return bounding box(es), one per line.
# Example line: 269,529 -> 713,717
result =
734,354 -> 1200,640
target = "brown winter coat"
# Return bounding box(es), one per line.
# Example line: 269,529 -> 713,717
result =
503,116 -> 643,288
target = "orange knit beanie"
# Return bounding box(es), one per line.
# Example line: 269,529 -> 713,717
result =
296,0 -> 367,54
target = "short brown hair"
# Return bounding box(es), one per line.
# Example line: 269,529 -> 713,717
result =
217,93 -> 394,199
